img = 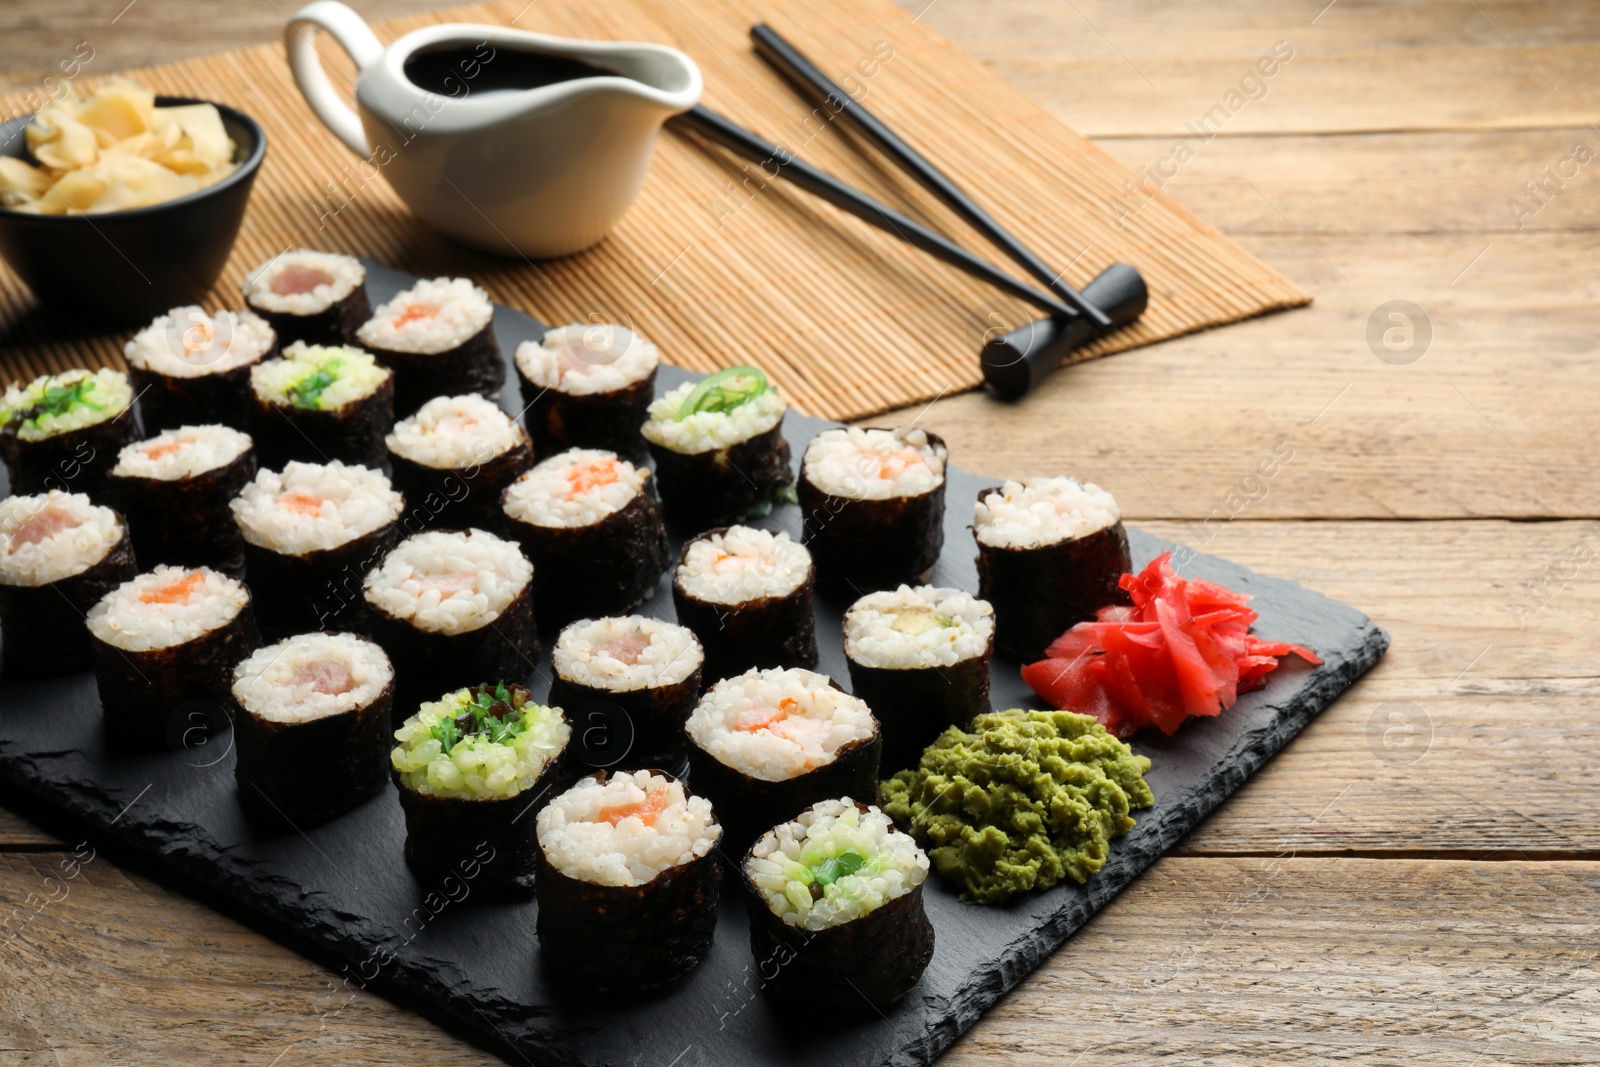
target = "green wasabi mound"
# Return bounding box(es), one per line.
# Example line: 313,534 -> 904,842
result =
879,709 -> 1154,904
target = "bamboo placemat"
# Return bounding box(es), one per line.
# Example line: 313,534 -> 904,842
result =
0,0 -> 1308,421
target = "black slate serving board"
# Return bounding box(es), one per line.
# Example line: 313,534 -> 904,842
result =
0,263 -> 1388,1067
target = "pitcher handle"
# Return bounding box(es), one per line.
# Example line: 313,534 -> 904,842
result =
285,0 -> 384,157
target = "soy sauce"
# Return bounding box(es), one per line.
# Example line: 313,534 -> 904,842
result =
404,43 -> 620,99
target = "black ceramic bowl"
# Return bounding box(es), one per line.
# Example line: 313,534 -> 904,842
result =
0,96 -> 266,327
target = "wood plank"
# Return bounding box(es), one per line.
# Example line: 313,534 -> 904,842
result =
0,808 -> 58,849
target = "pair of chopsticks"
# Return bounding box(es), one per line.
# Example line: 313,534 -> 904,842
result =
670,24 -> 1147,399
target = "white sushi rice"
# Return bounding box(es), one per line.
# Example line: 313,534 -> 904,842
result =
686,667 -> 876,782
973,477 -> 1121,549
674,525 -> 810,605
802,426 -> 946,501
233,632 -> 392,724
501,449 -> 648,529
86,565 -> 249,652
514,323 -> 658,396
553,616 -> 702,692
230,461 -> 402,556
124,307 -> 275,378
640,379 -> 786,455
386,394 -> 525,470
363,528 -> 531,635
392,687 -> 570,800
1,369 -> 132,442
0,491 -> 121,587
111,424 -> 252,481
242,249 -> 365,316
745,798 -> 929,930
356,276 -> 492,355
537,770 -> 720,887
843,585 -> 994,670
251,342 -> 390,411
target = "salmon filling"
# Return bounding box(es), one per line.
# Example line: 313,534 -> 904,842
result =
138,571 -> 204,605
271,264 -> 335,296
8,504 -> 75,551
599,788 -> 672,827
277,492 -> 325,516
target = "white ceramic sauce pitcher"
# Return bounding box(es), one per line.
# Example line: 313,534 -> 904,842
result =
285,1 -> 701,257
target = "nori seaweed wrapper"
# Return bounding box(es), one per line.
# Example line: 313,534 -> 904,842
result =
648,421 -> 794,534
536,775 -> 722,993
685,727 -> 882,857
365,579 -> 539,715
976,511 -> 1133,662
520,370 -> 655,462
367,324 -> 504,418
0,519 -> 138,678
0,407 -> 140,502
548,660 -> 702,775
243,524 -> 398,639
250,287 -> 371,350
847,642 -> 993,774
249,376 -> 395,470
233,671 -> 393,833
671,534 -> 817,683
131,360 -> 268,435
388,437 -> 531,534
741,831 -> 935,1016
107,446 -> 257,576
93,596 -> 260,751
797,429 -> 947,593
504,486 -> 669,633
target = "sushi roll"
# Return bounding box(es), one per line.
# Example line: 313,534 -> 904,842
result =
0,491 -> 137,677
535,770 -> 722,992
684,666 -> 881,854
87,565 -> 259,749
514,323 -> 657,460
230,461 -> 403,637
672,525 -> 816,682
386,394 -> 532,532
124,306 -> 277,432
362,528 -> 537,709
549,616 -> 704,774
242,249 -> 370,347
500,449 -> 668,631
641,366 -> 794,532
232,632 -> 393,832
974,477 -> 1132,661
0,369 -> 138,500
843,586 -> 995,772
391,681 -> 571,893
106,425 -> 256,574
798,426 -> 948,592
742,798 -> 934,1015
355,277 -> 500,416
249,342 -> 395,470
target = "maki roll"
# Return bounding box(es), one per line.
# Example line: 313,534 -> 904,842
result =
242,249 -> 370,347
549,616 -> 704,774
386,394 -> 532,532
0,492 -> 137,677
106,425 -> 256,574
742,798 -> 934,1016
843,586 -> 995,772
391,682 -> 571,893
232,632 -> 393,832
798,426 -> 948,592
87,566 -> 258,749
500,450 -> 668,631
672,525 -> 816,682
535,770 -> 722,992
362,528 -> 537,709
0,369 -> 138,499
355,276 -> 500,416
641,366 -> 793,532
249,342 -> 394,469
124,306 -> 277,432
974,477 -> 1132,661
230,461 -> 403,637
514,323 -> 657,460
684,666 -> 881,853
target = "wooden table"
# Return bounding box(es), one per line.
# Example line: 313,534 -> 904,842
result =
3,2 -> 1597,1063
